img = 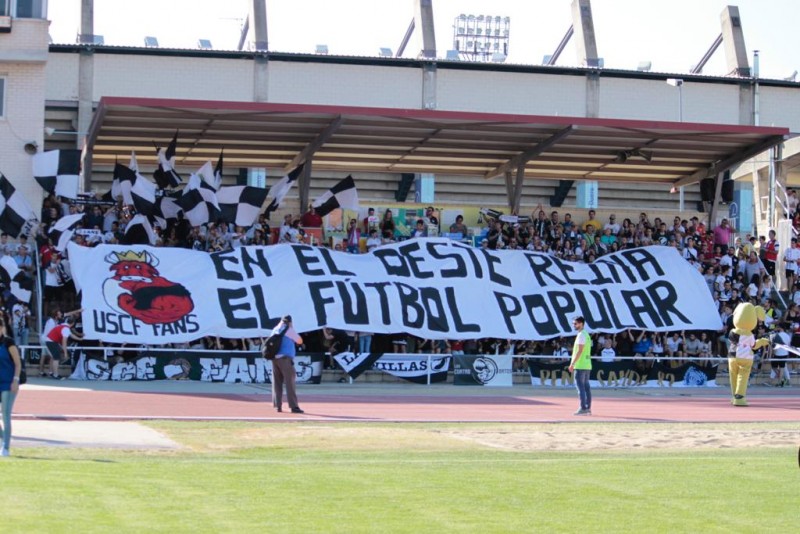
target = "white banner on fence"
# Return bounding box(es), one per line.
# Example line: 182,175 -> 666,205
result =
68,240 -> 721,343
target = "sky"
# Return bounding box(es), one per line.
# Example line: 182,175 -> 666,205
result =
47,0 -> 800,80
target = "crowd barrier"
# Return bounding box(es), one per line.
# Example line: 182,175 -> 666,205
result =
18,346 -> 798,388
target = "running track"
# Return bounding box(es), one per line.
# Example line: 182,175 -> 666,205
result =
14,382 -> 800,423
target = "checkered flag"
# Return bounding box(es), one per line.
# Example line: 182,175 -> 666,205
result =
0,174 -> 38,238
179,173 -> 220,227
0,255 -> 33,303
122,214 -> 159,245
153,130 -> 182,189
264,163 -> 303,219
48,213 -> 84,252
217,186 -> 269,227
312,175 -> 359,217
111,160 -> 136,205
153,196 -> 183,229
131,174 -> 157,217
32,149 -> 81,199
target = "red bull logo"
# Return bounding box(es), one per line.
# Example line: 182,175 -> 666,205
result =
102,250 -> 194,325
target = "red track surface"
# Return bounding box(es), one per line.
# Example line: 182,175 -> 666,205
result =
14,387 -> 800,423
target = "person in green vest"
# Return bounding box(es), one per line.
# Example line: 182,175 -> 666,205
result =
568,316 -> 593,416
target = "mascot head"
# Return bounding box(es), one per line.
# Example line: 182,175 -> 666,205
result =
732,302 -> 765,334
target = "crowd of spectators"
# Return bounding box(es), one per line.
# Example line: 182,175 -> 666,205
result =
1,191 -> 796,382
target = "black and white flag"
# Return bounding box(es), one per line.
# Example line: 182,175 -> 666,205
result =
32,149 -> 81,199
0,255 -> 33,303
49,213 -> 84,252
264,163 -> 303,219
217,186 -> 268,227
195,151 -> 224,192
179,174 -> 220,227
0,174 -> 38,238
130,174 -> 157,216
153,131 -> 182,189
153,196 -> 183,229
122,214 -> 158,245
312,175 -> 359,217
111,159 -> 137,205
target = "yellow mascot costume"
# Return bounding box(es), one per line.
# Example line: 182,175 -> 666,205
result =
727,303 -> 769,406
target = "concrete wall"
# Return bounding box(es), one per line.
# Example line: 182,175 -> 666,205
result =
0,18 -> 50,212
268,62 -> 421,108
42,51 -> 800,131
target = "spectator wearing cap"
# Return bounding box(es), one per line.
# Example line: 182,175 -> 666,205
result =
783,237 -> 800,290
713,218 -> 735,254
269,315 -> 304,414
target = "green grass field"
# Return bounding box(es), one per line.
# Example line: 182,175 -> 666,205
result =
3,422 -> 798,533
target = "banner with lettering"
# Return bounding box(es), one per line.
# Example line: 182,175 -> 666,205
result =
334,352 -> 451,383
68,240 -> 721,343
527,359 -> 719,388
68,350 -> 324,384
453,354 -> 514,386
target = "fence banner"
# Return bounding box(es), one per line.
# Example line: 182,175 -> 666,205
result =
68,241 -> 721,343
68,349 -> 324,384
527,359 -> 718,388
453,354 -> 514,386
334,352 -> 451,383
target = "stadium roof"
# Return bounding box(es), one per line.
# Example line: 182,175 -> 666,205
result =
87,97 -> 788,188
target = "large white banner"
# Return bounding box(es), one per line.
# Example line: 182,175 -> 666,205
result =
68,240 -> 721,343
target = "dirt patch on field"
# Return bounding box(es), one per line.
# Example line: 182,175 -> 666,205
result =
441,427 -> 800,452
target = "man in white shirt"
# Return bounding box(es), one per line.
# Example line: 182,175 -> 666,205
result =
783,238 -> 800,290
365,229 -> 382,252
665,332 -> 684,363
603,214 -> 620,235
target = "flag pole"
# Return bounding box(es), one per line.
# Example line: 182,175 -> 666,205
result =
33,228 -> 44,338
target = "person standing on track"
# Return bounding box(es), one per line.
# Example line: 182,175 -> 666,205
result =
0,317 -> 22,456
569,316 -> 593,416
270,315 -> 305,414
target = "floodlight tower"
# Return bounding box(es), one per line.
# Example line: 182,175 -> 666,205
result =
452,14 -> 509,61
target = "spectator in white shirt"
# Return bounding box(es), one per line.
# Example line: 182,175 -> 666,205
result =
599,338 -> 616,362
603,214 -> 620,235
365,229 -> 382,252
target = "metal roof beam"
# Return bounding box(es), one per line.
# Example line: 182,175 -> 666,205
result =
485,126 -> 575,179
547,25 -> 573,66
282,115 -> 343,174
396,18 -> 415,57
672,134 -> 785,188
690,33 -> 722,74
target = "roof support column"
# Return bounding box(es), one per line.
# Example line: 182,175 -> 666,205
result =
572,0 -> 600,118
512,164 -> 525,214
421,62 -> 436,110
721,6 -> 750,77
504,172 -> 514,208
249,1 -> 269,101
415,0 -> 436,59
77,0 -> 95,189
253,55 -> 269,102
708,172 -> 725,230
298,159 -> 312,215
250,0 -> 268,51
571,0 -> 598,68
